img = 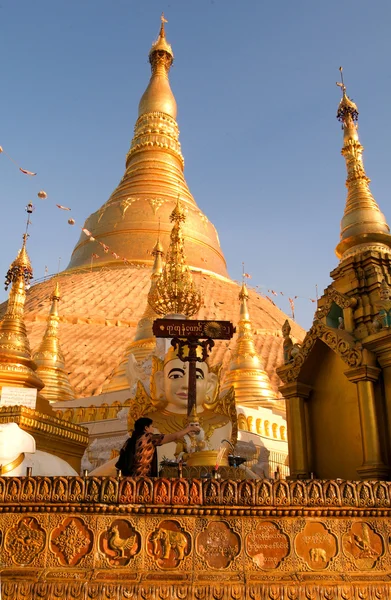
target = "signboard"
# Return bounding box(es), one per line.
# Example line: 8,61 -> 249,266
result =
153,319 -> 235,340
0,387 -> 37,409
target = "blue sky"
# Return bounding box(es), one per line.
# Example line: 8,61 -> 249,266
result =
1,0 -> 391,330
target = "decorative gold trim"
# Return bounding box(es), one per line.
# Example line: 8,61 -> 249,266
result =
0,452 -> 24,475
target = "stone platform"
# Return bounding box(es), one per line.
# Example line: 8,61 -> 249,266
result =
1,476 -> 391,599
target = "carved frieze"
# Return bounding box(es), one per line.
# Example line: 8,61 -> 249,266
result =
1,476 -> 391,511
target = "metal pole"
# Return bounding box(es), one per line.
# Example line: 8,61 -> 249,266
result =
187,338 -> 198,417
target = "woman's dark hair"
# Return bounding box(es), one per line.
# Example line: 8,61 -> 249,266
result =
115,417 -> 153,475
133,417 -> 153,435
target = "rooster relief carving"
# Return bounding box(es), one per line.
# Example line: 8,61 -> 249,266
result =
107,525 -> 137,558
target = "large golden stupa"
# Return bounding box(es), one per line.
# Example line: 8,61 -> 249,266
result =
15,17 -> 303,407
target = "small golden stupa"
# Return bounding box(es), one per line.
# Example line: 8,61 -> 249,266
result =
33,280 -> 75,402
222,281 -> 279,408
0,225 -> 88,471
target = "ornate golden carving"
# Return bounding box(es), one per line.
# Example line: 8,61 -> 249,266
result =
5,517 -> 45,565
315,287 -> 357,320
102,521 -> 139,563
148,199 -> 201,317
342,521 -> 383,569
50,517 -> 93,566
147,520 -> 190,569
295,521 -> 338,570
279,321 -> 363,383
245,521 -> 290,569
196,520 -> 240,569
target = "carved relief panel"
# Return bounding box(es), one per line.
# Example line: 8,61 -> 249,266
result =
295,521 -> 338,570
99,518 -> 141,567
50,517 -> 93,567
196,520 -> 241,569
4,516 -> 46,566
146,519 -> 191,570
245,521 -> 290,569
342,521 -> 384,570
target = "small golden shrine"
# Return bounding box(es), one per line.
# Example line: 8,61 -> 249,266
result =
277,70 -> 391,483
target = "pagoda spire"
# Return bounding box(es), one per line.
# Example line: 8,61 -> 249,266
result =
138,12 -> 176,117
33,281 -> 75,402
0,228 -> 45,396
103,235 -> 165,393
335,68 -> 391,260
222,282 -> 277,408
66,17 -> 227,277
148,197 -> 201,317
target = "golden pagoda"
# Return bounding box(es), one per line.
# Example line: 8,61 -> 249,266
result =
7,17 -> 303,406
33,280 -> 75,402
2,29 -> 391,599
277,70 -> 391,481
67,14 -> 227,277
222,282 -> 278,407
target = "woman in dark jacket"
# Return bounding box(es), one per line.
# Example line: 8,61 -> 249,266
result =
116,417 -> 199,477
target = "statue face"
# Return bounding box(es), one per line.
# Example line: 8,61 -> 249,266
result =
155,358 -> 217,414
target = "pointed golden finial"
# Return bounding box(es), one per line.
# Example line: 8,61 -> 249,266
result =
147,198 -> 201,317
0,208 -> 44,395
149,13 -> 174,71
335,67 -> 391,260
222,278 -> 277,407
151,222 -> 164,279
33,280 -> 75,402
137,15 -> 176,119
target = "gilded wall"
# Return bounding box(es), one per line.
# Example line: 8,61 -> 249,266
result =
1,476 -> 391,599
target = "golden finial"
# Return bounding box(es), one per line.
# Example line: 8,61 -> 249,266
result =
151,226 -> 164,278
222,282 -> 277,407
336,67 -> 359,125
335,68 -> 391,260
147,198 -> 201,317
33,280 -> 75,402
137,15 -> 176,119
149,13 -> 174,67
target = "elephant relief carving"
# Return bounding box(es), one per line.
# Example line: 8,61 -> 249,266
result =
309,547 -> 327,563
150,528 -> 187,560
